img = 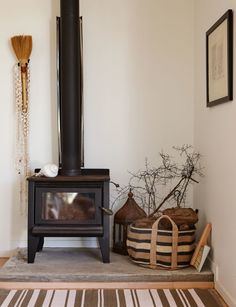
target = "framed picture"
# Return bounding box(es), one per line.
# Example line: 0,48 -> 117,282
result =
206,9 -> 233,107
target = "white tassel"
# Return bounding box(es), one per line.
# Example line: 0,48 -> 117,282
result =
14,63 -> 30,215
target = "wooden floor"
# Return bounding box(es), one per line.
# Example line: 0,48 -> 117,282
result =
0,258 -> 8,268
0,281 -> 215,290
0,258 -> 228,306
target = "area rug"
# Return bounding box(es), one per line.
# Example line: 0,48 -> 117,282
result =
0,288 -> 224,307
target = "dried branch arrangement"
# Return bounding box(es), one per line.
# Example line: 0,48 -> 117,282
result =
112,145 -> 203,215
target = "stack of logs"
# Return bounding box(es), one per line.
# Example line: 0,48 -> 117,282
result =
132,207 -> 198,230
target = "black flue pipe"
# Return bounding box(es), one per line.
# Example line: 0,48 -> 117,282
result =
60,0 -> 81,176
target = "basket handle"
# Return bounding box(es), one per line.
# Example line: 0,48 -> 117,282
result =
150,215 -> 178,269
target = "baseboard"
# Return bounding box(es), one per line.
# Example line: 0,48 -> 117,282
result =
43,238 -> 98,248
215,281 -> 236,307
208,257 -> 236,307
0,250 -> 15,258
0,238 -> 99,257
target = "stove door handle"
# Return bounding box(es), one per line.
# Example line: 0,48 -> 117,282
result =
99,207 -> 113,215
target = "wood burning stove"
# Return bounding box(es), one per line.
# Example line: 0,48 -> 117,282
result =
27,0 -> 111,263
27,170 -> 110,263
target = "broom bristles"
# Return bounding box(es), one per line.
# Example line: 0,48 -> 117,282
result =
11,35 -> 32,63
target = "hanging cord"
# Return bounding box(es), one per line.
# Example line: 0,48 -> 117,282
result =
14,63 -> 30,215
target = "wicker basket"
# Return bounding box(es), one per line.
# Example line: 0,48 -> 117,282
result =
127,215 -> 195,269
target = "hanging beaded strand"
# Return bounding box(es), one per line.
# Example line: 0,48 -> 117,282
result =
14,62 -> 30,215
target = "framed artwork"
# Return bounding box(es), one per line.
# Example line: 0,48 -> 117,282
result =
206,9 -> 233,107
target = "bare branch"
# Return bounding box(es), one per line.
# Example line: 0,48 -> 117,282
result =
111,145 -> 203,214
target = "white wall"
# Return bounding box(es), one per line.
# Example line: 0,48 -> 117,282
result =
194,1 -> 236,305
0,0 -> 194,255
0,0 -> 57,255
1,0 -> 234,303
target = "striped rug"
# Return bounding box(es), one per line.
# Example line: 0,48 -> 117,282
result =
0,288 -> 224,307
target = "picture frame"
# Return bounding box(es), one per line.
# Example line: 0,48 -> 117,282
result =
206,9 -> 233,107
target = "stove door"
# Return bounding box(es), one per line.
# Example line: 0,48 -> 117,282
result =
35,186 -> 102,225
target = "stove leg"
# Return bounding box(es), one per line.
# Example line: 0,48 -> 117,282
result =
37,237 -> 44,252
28,235 -> 40,263
98,237 -> 110,263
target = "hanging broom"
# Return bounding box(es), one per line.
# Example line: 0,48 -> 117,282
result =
11,35 -> 32,113
11,35 -> 32,215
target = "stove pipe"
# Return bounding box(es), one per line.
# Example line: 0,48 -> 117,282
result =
60,0 -> 81,176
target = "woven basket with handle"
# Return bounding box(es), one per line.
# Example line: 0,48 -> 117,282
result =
127,215 -> 196,269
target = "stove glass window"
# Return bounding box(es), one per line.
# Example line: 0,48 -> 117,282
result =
41,192 -> 96,221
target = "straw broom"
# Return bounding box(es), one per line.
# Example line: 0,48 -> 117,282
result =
11,35 -> 32,214
11,35 -> 32,113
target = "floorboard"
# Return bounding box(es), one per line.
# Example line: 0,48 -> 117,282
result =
0,281 -> 214,290
0,258 -> 8,268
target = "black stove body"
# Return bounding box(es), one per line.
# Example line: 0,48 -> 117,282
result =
27,170 -> 110,263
